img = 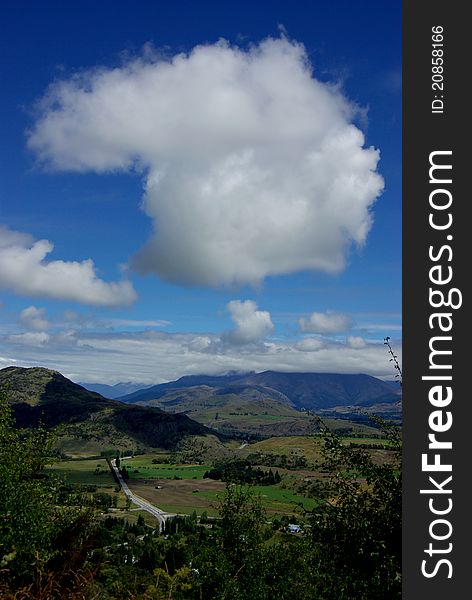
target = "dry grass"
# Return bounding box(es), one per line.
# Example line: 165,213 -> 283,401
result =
247,435 -> 324,462
129,477 -> 226,515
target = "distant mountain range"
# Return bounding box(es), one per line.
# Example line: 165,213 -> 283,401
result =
117,371 -> 401,410
114,371 -> 402,434
78,381 -> 152,399
0,366 -> 214,452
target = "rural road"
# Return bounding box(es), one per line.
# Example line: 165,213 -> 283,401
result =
110,458 -> 172,530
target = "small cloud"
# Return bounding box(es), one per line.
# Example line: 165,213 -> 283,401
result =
346,335 -> 367,349
299,310 -> 353,334
53,329 -> 79,346
223,300 -> 274,345
0,225 -> 137,307
187,336 -> 212,352
277,23 -> 289,36
19,306 -> 50,331
109,318 -> 171,328
295,337 -> 325,352
8,332 -> 50,346
62,310 -> 98,330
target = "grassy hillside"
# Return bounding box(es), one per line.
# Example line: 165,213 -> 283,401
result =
0,366 -> 218,453
0,366 -> 108,408
133,384 -> 320,438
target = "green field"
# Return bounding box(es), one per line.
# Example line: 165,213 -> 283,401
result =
245,433 -> 394,462
123,456 -> 210,479
247,436 -> 323,463
47,458 -> 115,487
194,484 -> 319,514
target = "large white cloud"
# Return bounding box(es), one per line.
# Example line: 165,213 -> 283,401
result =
299,310 -> 353,334
0,225 -> 136,306
28,37 -> 384,287
223,299 -> 274,345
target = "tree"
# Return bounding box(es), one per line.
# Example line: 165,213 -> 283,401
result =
0,390 -> 57,580
0,390 -> 94,598
306,417 -> 402,599
219,484 -> 265,567
194,484 -> 319,600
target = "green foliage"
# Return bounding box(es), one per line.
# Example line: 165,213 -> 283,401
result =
246,450 -> 308,470
194,485 -> 266,599
0,390 -> 93,595
120,465 -> 130,480
193,485 -> 319,600
0,390 -> 57,577
306,418 -> 402,598
219,485 -> 265,564
203,459 -> 282,485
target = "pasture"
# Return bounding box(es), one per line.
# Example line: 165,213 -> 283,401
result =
122,456 -> 209,480
47,457 -> 115,487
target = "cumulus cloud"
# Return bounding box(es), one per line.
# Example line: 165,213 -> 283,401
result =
299,310 -> 353,334
223,300 -> 274,345
28,37 -> 384,287
0,225 -> 137,306
20,306 -> 50,331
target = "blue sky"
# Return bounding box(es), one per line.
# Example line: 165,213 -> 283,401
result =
0,1 -> 401,384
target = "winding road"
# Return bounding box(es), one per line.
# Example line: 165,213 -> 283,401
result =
110,458 -> 173,531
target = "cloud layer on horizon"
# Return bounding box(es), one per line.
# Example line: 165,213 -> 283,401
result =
0,301 -> 400,384
28,37 -> 384,288
0,325 -> 401,385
